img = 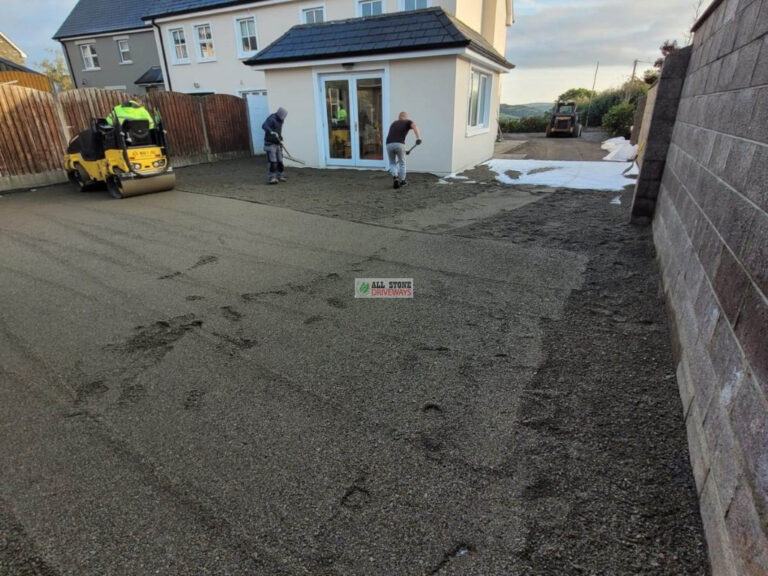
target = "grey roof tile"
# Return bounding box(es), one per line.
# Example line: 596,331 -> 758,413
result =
53,0 -> 154,39
245,7 -> 513,68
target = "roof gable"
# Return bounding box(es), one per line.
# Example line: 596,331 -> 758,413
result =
245,7 -> 513,68
0,32 -> 28,59
53,0 -> 154,39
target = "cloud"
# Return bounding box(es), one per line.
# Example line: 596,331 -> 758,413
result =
3,0 -> 79,67
506,0 -> 698,69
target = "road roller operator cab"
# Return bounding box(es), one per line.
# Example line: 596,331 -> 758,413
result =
64,109 -> 176,199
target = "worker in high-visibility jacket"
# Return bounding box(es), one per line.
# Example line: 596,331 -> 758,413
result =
106,98 -> 155,129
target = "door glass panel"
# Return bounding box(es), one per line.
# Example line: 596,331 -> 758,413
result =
325,80 -> 351,160
356,78 -> 383,161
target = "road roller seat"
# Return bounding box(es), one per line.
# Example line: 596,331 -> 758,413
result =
121,119 -> 152,146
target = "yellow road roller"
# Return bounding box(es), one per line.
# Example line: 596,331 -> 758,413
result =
64,110 -> 175,199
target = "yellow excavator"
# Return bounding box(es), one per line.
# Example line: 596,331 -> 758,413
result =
64,109 -> 175,198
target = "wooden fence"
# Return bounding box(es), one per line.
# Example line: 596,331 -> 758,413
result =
0,71 -> 53,92
0,85 -> 252,191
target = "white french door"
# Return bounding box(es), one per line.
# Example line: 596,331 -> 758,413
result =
320,73 -> 385,168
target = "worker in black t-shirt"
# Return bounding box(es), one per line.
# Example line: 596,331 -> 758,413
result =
385,111 -> 422,189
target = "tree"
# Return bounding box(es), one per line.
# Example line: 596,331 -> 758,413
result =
654,40 -> 679,69
643,69 -> 660,85
557,87 -> 596,102
34,49 -> 73,92
602,102 -> 636,139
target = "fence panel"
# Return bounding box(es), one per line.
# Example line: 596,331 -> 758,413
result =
145,91 -> 207,159
0,71 -> 53,92
1,87 -> 251,190
201,94 -> 250,155
0,85 -> 66,177
59,87 -> 131,137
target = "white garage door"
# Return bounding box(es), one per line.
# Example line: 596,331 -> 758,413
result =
244,91 -> 269,154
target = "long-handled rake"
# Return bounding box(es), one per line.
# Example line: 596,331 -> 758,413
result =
405,140 -> 421,155
280,142 -> 306,165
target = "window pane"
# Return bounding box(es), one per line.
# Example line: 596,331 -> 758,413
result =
468,72 -> 479,126
196,25 -> 215,58
326,80 -> 351,159
478,75 -> 487,126
361,1 -> 382,16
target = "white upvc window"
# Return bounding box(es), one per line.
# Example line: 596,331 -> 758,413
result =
401,0 -> 430,10
358,0 -> 383,17
467,68 -> 492,131
79,43 -> 100,70
235,16 -> 259,58
117,39 -> 132,64
169,27 -> 189,64
194,23 -> 216,61
301,6 -> 325,24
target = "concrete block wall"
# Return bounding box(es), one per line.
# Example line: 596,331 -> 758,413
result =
652,0 -> 768,573
631,48 -> 691,224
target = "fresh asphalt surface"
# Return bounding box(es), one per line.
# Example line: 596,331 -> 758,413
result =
0,135 -> 707,574
1,184 -> 583,575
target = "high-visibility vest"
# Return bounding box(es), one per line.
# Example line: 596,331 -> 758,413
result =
106,101 -> 155,129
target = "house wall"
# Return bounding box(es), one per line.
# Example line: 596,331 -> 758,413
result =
648,0 -> 768,572
155,0 -> 508,96
389,56 -> 457,174
262,66 -> 318,165
0,35 -> 25,66
62,30 -> 160,94
450,57 -> 500,174
263,55 -> 460,174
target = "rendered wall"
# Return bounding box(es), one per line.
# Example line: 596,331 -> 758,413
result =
651,0 -> 768,573
155,0 -> 507,97
63,31 -> 160,94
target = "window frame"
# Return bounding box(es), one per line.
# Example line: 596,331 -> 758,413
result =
234,16 -> 259,59
300,5 -> 325,24
116,39 -> 132,65
78,42 -> 100,71
467,67 -> 493,134
399,0 -> 431,10
168,27 -> 190,65
193,22 -> 217,62
357,0 -> 384,17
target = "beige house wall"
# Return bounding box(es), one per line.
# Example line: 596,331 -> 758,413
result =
262,66 -> 318,166
389,56 -> 457,174
155,0 -> 508,96
450,57 -> 500,174
264,53 -> 501,176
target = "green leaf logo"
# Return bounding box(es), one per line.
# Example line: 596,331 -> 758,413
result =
359,282 -> 370,294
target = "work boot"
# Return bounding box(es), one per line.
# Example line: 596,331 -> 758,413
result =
268,177 -> 278,185
393,177 -> 400,189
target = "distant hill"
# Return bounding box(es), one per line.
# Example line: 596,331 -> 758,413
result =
500,102 -> 553,119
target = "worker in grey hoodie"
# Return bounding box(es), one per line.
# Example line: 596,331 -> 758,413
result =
262,107 -> 288,184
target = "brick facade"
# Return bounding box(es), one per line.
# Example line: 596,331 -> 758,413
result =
650,0 -> 768,572
0,33 -> 26,66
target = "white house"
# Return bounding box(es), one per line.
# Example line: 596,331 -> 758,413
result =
144,0 -> 514,174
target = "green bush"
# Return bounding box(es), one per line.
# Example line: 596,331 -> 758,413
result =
499,114 -> 550,133
602,102 -> 636,139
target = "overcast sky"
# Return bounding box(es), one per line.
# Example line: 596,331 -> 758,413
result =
6,0 -> 703,104
502,0 -> 702,103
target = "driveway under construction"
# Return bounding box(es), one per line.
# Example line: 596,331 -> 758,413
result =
0,151 -> 708,575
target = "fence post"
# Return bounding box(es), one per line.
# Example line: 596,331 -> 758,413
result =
197,97 -> 211,162
51,90 -> 72,149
